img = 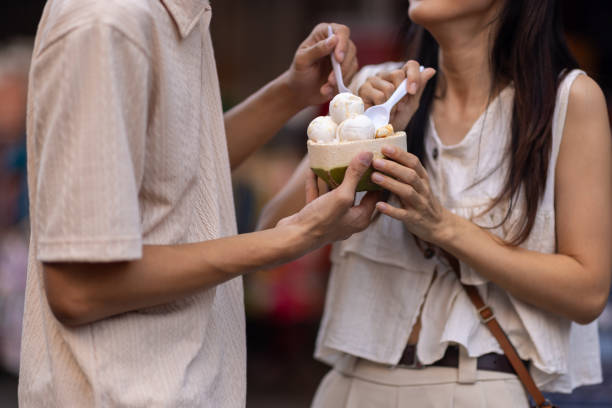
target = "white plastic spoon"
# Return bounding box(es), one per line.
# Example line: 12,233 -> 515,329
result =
327,25 -> 351,94
364,66 -> 424,129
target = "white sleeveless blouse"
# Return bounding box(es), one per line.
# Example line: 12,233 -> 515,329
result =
314,66 -> 601,392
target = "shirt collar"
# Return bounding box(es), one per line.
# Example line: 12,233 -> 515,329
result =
160,0 -> 210,38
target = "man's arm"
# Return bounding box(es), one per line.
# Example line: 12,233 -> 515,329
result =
45,224 -> 305,326
44,153 -> 378,326
224,23 -> 358,169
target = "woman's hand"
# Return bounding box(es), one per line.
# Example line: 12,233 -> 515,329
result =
370,145 -> 453,245
358,61 -> 436,130
278,152 -> 381,250
284,23 -> 358,107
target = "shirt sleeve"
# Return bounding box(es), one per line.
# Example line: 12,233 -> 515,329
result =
30,22 -> 151,262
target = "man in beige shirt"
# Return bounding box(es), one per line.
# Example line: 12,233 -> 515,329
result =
21,0 -> 377,407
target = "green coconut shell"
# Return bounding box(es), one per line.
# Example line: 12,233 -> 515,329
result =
311,165 -> 381,192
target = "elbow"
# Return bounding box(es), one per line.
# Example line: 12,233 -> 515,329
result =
43,264 -> 95,327
572,285 -> 610,325
47,291 -> 93,327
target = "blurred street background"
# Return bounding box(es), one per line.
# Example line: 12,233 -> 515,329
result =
0,1 -> 611,407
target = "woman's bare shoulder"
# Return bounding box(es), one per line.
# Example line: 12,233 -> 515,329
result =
568,74 -> 606,111
562,73 -> 610,150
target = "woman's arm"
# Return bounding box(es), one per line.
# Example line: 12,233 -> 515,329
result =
372,75 -> 612,324
257,156 -> 310,230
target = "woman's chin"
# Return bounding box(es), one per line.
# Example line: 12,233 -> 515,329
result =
408,4 -> 445,27
408,0 -> 499,27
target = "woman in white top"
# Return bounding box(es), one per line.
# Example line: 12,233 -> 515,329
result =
259,0 -> 612,406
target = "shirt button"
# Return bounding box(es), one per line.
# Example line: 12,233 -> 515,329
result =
424,247 -> 435,259
432,147 -> 439,160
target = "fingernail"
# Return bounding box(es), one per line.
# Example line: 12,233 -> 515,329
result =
382,145 -> 396,155
337,51 -> 345,61
371,172 -> 384,183
409,82 -> 418,94
373,158 -> 385,169
358,152 -> 372,166
376,202 -> 387,210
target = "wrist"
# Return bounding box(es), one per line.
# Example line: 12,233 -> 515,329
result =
432,209 -> 462,251
275,70 -> 308,113
274,216 -> 318,260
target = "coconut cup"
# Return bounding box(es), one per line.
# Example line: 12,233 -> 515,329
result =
307,131 -> 407,192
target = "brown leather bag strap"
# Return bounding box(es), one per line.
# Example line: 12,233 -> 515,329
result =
446,254 -> 556,408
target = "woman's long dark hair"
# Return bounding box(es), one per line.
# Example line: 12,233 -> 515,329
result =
401,0 -> 578,245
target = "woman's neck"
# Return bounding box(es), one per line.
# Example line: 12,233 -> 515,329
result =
426,0 -> 504,108
426,14 -> 502,145
439,34 -> 491,106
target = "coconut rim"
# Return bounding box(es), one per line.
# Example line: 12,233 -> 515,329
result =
307,131 -> 407,170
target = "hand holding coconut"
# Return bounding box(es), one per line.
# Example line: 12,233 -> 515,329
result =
371,146 -> 451,246
277,152 -> 380,248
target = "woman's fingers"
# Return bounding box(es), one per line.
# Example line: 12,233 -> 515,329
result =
368,76 -> 396,100
372,158 -> 427,194
359,80 -> 387,106
381,145 -> 429,181
371,171 -> 424,209
403,60 -> 422,95
416,67 -> 437,98
378,69 -> 406,89
375,200 -> 409,220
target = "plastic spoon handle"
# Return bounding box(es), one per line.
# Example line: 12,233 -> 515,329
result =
327,25 -> 351,94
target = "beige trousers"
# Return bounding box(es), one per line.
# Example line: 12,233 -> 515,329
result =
311,351 -> 530,408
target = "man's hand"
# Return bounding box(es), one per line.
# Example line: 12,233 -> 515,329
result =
224,22 -> 358,169
278,152 -> 380,251
284,23 -> 358,108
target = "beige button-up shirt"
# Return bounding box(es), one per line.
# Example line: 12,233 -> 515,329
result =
21,0 -> 246,406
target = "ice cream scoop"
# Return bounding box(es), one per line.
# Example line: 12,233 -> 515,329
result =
307,116 -> 338,143
337,114 -> 375,142
329,93 -> 364,124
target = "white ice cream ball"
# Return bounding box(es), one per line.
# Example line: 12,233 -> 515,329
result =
337,114 -> 375,142
307,116 -> 338,143
329,92 -> 364,124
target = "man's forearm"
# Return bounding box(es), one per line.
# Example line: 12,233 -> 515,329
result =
224,71 -> 303,169
44,223 -> 310,326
